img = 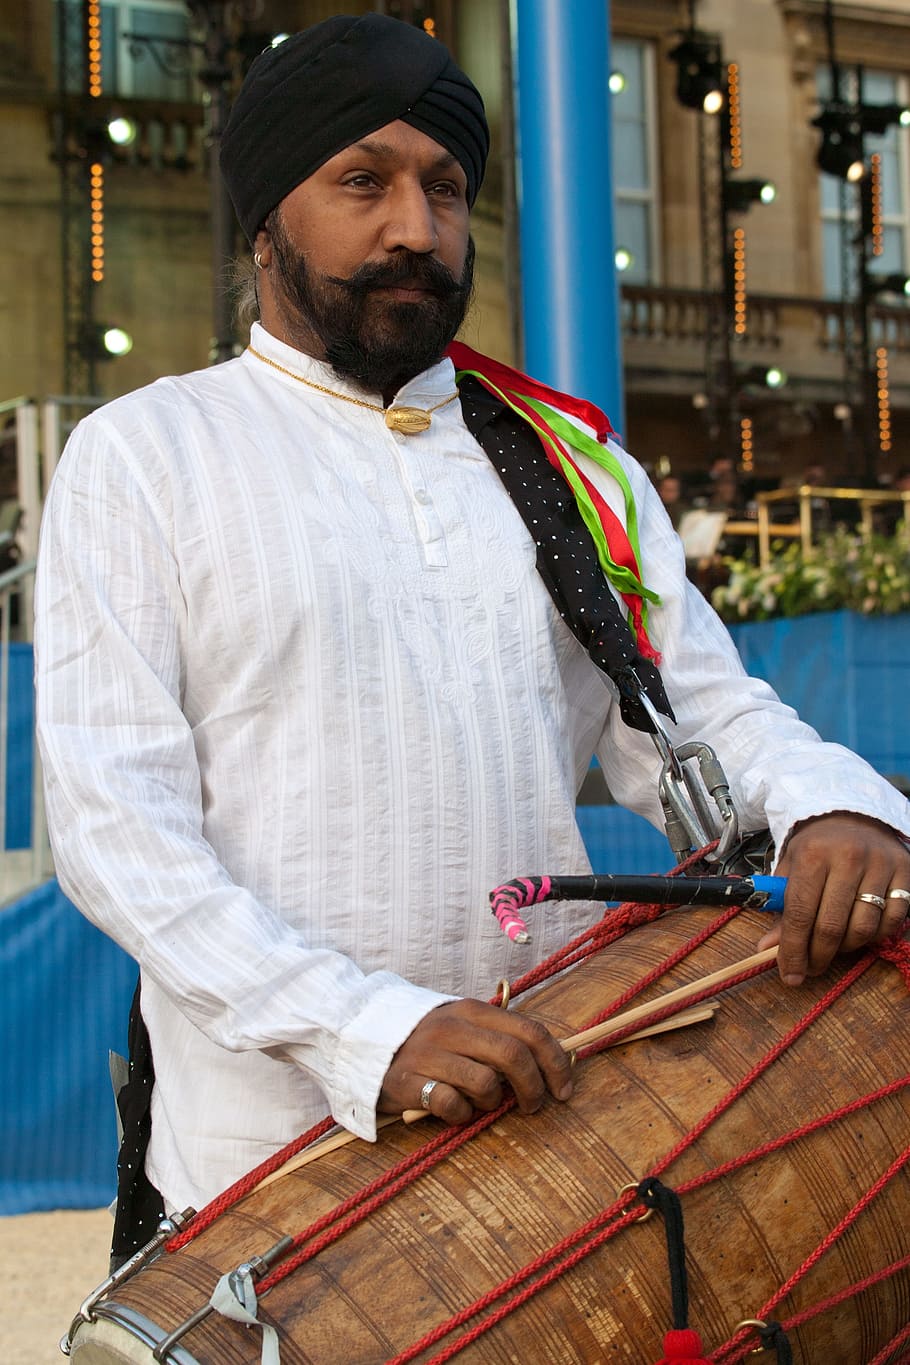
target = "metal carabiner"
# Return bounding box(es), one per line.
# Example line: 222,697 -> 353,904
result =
636,690 -> 740,864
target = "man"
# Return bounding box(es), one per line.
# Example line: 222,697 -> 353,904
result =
35,14 -> 910,1262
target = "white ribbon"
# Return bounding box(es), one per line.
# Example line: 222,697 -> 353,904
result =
209,1266 -> 281,1365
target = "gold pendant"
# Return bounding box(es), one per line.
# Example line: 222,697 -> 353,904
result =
385,407 -> 432,435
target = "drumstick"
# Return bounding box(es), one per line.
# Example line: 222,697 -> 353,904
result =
258,948 -> 776,1188
254,1005 -> 716,1191
560,944 -> 778,1053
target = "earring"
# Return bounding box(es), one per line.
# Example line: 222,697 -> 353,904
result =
254,251 -> 265,269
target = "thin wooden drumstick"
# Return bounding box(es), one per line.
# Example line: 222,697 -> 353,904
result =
254,1004 -> 716,1191
560,944 -> 778,1053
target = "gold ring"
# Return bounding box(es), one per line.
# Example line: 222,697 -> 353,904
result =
734,1319 -> 769,1356
617,1182 -> 653,1223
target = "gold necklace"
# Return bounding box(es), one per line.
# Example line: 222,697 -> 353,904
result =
246,345 -> 459,434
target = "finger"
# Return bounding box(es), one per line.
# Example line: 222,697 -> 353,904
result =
426,1001 -> 573,1108
777,863 -> 832,984
477,1008 -> 574,1108
883,885 -> 910,938
415,1077 -> 475,1126
429,1017 -> 561,1115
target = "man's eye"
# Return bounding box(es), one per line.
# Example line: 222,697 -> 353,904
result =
428,181 -> 458,197
345,174 -> 379,189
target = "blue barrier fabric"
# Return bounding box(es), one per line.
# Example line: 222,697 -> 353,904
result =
6,641 -> 33,849
0,880 -> 136,1213
576,804 -> 671,877
728,610 -> 910,780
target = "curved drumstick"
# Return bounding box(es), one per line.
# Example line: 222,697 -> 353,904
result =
490,873 -> 788,942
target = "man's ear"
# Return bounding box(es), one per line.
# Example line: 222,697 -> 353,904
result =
253,227 -> 272,269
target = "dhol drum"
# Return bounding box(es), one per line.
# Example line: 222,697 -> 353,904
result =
66,907 -> 910,1364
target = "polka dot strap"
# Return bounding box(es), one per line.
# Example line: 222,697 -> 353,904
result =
457,373 -> 674,735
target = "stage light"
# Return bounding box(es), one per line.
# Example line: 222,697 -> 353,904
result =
866,273 -> 910,297
614,247 -> 634,272
609,71 -> 627,95
859,102 -> 910,136
813,104 -> 866,181
668,34 -> 725,114
724,178 -> 777,213
79,324 -> 133,360
107,116 -> 137,147
738,366 -> 789,390
101,327 -> 133,357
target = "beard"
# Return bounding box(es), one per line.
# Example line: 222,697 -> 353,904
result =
267,214 -> 475,394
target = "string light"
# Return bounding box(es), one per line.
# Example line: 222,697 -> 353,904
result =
876,346 -> 891,452
90,161 -> 104,282
87,0 -> 102,98
727,63 -> 742,169
422,18 -> 437,39
870,153 -> 884,257
740,416 -> 754,471
733,226 -> 747,334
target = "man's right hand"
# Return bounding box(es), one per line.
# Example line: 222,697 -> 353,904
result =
377,999 -> 574,1125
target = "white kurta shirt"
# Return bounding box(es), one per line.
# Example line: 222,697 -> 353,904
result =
35,322 -> 910,1212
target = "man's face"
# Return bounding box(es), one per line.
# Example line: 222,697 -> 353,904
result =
259,120 -> 474,393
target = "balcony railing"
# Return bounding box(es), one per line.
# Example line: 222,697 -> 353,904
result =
620,284 -> 910,396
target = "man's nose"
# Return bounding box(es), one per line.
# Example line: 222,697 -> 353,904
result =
380,183 -> 439,255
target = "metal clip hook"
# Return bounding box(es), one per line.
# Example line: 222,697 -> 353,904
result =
635,690 -> 739,864
59,1209 -> 195,1356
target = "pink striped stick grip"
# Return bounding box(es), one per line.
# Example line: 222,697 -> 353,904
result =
489,876 -> 553,942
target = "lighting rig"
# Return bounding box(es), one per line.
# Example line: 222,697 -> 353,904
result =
668,8 -> 778,470
811,0 -> 910,477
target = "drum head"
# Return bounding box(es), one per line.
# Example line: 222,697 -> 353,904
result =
70,1306 -> 200,1364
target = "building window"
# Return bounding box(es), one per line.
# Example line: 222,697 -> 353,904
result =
57,0 -> 196,102
611,38 -> 659,285
819,67 -> 910,299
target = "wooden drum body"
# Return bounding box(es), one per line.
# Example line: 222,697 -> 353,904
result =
70,909 -> 910,1363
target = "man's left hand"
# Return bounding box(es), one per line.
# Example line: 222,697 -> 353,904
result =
758,812 -> 910,984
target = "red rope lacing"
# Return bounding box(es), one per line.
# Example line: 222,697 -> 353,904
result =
168,850 -> 718,1254
381,950 -> 887,1364
382,1074 -> 910,1365
712,1147 -> 910,1363
254,901 -> 756,1297
165,903 -> 908,1365
166,1113 -> 336,1252
867,1319 -> 910,1365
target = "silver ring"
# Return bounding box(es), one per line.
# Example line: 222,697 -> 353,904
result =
856,892 -> 887,910
419,1080 -> 439,1111
887,888 -> 910,903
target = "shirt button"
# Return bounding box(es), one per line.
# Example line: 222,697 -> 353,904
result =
414,489 -> 431,504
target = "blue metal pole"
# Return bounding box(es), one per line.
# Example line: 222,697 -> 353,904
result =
510,0 -> 625,433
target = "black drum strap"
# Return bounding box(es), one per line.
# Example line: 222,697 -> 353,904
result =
110,977 -> 164,1268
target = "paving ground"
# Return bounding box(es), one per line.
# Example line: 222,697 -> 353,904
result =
1,1208 -> 112,1364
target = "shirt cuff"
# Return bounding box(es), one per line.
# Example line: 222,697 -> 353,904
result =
283,973 -> 457,1142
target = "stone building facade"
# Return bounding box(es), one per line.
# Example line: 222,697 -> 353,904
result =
3,0 -> 910,486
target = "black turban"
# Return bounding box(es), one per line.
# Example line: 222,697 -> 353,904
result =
220,13 -> 490,242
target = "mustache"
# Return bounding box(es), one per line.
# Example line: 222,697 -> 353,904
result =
325,252 -> 465,299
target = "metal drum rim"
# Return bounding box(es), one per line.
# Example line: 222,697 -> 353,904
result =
73,1302 -> 201,1365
